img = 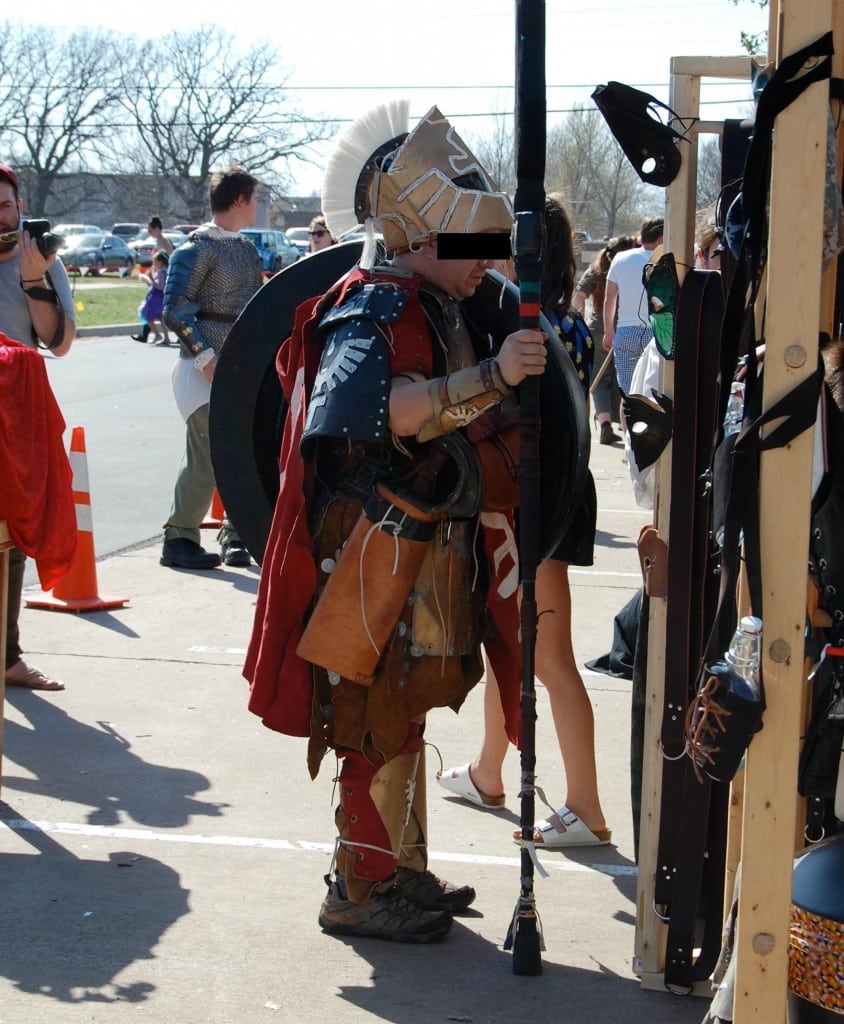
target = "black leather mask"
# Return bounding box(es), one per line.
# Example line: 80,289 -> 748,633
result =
592,81 -> 686,187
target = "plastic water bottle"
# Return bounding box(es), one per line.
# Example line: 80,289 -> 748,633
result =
723,381 -> 745,438
710,615 -> 763,701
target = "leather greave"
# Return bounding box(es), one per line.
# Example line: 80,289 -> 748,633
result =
335,724 -> 427,902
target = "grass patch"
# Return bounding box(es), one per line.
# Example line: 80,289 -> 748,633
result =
68,276 -> 147,328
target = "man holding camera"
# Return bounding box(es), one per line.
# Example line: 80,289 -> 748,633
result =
0,162 -> 76,691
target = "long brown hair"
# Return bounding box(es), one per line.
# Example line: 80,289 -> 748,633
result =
541,195 -> 577,313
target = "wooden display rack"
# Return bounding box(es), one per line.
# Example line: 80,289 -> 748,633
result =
635,1 -> 841,1020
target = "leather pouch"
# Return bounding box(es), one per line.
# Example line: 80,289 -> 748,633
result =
297,484 -> 437,685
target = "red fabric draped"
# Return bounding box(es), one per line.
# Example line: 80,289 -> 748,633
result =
0,334 -> 77,588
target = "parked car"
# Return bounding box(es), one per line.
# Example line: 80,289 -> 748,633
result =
240,229 -> 300,274
170,224 -> 200,235
128,230 -> 187,267
53,223 -> 105,238
59,233 -> 136,276
285,226 -> 311,257
111,222 -> 144,241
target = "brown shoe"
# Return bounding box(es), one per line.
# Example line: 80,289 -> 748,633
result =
318,879 -> 452,943
600,421 -> 621,445
395,867 -> 476,914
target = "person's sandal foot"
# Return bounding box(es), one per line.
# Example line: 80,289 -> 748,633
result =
513,805 -> 612,849
5,661 -> 65,691
436,763 -> 505,808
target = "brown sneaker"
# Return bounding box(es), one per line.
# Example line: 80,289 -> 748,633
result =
600,421 -> 621,445
395,867 -> 476,914
318,879 -> 452,943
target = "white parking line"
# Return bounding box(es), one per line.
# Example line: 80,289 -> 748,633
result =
1,818 -> 637,877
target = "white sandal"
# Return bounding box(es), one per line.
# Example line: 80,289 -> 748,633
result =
436,763 -> 506,808
514,805 -> 612,848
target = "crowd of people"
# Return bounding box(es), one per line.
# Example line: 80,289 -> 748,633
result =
3,105 -> 713,945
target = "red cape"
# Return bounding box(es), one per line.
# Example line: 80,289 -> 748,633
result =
0,335 -> 77,589
243,270 -> 523,746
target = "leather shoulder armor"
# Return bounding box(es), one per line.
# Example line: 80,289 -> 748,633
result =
301,317 -> 392,454
319,280 -> 410,329
301,279 -> 417,455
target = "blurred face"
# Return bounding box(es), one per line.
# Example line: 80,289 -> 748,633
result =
421,253 -> 491,300
0,182 -> 21,255
308,223 -> 332,251
697,239 -> 722,271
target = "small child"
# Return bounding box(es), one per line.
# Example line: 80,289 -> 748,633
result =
139,250 -> 170,345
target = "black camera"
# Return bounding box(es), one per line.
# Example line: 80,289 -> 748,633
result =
22,219 -> 65,258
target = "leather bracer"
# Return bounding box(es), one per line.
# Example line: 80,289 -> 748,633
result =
417,357 -> 511,442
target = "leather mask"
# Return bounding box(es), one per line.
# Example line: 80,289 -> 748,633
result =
592,81 -> 686,187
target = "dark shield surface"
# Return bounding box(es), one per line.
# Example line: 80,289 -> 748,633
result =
210,245 -> 589,564
209,242 -> 363,563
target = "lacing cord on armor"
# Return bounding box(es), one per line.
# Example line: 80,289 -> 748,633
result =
359,507 -> 412,654
433,524 -> 452,674
684,674 -> 730,782
326,836 -> 399,882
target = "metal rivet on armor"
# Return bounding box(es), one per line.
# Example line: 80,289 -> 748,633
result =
835,610 -> 844,623
826,585 -> 838,597
396,622 -> 407,637
819,558 -> 828,571
769,638 -> 791,663
409,644 -> 424,657
320,557 -> 336,574
814,527 -> 822,540
328,671 -> 341,686
397,678 -> 406,691
784,345 -> 807,369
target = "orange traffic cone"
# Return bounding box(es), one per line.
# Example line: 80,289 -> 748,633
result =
26,426 -> 129,613
201,488 -> 225,529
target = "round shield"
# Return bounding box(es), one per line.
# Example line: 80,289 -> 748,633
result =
210,244 -> 590,564
209,242 -> 363,563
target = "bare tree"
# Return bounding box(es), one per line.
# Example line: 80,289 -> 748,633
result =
546,106 -> 651,238
696,135 -> 724,209
469,115 -> 516,195
0,22 -> 130,216
124,26 -> 334,222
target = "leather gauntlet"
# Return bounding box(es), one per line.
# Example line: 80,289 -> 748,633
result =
417,358 -> 511,442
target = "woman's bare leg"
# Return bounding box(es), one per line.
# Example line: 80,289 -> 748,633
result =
533,559 -> 607,833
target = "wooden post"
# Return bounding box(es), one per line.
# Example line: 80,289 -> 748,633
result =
633,64 -> 693,988
635,55 -> 753,992
732,1 -> 832,1021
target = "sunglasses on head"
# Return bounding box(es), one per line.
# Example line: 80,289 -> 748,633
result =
309,228 -> 328,237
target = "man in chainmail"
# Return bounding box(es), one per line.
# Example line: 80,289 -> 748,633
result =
161,167 -> 263,570
245,104 -> 547,943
